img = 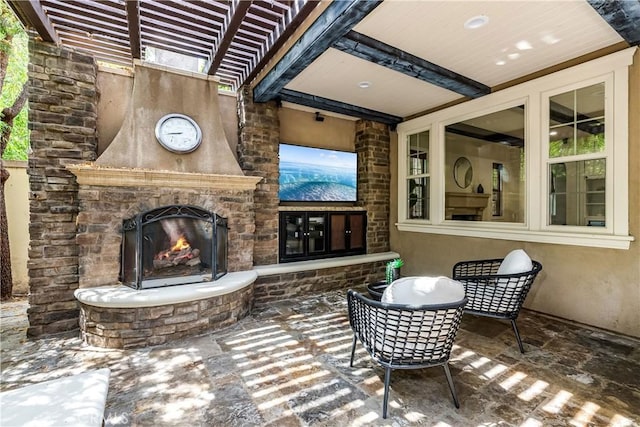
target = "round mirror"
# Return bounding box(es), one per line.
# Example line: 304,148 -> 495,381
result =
454,157 -> 473,189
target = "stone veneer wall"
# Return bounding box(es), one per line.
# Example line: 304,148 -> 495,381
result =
78,285 -> 253,349
237,87 -> 279,266
253,260 -> 388,306
355,121 -> 391,254
75,186 -> 256,288
27,40 -> 98,337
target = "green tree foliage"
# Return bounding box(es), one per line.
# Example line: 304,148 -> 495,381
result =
1,2 -> 28,160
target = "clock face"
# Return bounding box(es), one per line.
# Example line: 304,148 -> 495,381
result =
155,114 -> 202,153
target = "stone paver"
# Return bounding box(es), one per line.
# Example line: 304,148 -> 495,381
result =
1,291 -> 639,426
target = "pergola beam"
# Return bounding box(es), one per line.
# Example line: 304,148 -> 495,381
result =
124,0 -> 142,59
253,0 -> 382,102
207,0 -> 252,75
8,0 -> 59,43
333,31 -> 490,98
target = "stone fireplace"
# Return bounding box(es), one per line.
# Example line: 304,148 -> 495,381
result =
62,63 -> 264,348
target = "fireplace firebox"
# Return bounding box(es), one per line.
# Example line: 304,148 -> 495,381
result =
120,205 -> 227,289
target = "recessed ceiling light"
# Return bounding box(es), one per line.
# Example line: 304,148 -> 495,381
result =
495,60 -> 506,66
464,15 -> 489,29
508,53 -> 520,60
358,81 -> 371,89
516,40 -> 533,51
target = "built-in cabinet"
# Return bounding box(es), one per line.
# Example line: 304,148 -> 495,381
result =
279,211 -> 366,262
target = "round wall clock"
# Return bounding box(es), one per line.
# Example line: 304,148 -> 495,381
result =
154,113 -> 202,154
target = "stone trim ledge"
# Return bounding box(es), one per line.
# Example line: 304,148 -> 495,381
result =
66,164 -> 263,190
253,251 -> 400,276
75,270 -> 257,308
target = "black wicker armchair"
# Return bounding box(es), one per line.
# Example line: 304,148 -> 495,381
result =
346,290 -> 467,419
452,257 -> 542,353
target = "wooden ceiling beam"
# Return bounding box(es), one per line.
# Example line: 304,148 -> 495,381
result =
207,1 -> 253,75
333,31 -> 490,99
125,0 -> 142,59
279,89 -> 402,125
587,0 -> 640,45
253,0 -> 382,102
8,0 -> 59,43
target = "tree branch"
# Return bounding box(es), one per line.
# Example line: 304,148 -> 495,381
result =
1,82 -> 27,156
0,33 -> 13,94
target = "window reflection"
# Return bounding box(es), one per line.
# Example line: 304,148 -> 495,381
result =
445,106 -> 525,223
407,131 -> 429,220
548,83 -> 606,227
549,159 -> 605,226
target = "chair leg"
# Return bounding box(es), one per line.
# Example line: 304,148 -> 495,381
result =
511,319 -> 525,353
350,335 -> 357,367
382,367 -> 392,419
443,364 -> 460,409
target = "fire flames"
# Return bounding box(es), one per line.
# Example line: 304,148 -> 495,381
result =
172,235 -> 191,251
153,235 -> 201,269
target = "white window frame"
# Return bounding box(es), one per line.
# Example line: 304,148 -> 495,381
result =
396,48 -> 635,250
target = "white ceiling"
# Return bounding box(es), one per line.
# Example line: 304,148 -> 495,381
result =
284,0 -> 624,119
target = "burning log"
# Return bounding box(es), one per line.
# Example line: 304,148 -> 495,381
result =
153,236 -> 201,269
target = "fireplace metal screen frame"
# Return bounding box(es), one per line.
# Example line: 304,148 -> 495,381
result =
120,205 -> 228,290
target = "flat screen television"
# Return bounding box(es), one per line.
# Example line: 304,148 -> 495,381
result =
279,143 -> 357,202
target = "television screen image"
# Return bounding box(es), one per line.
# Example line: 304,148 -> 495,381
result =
279,144 -> 357,202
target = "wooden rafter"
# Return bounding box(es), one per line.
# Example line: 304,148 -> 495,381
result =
125,0 -> 141,59
253,0 -> 382,102
333,31 -> 491,99
8,0 -> 59,43
587,0 -> 640,46
278,89 -> 402,125
244,0 -> 319,85
207,0 -> 252,76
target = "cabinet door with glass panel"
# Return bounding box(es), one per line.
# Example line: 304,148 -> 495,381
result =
548,82 -> 607,227
279,212 -> 327,261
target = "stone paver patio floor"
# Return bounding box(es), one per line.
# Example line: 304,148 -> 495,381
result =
1,289 -> 639,426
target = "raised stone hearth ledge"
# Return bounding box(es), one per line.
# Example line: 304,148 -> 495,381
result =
66,164 -> 263,190
75,271 -> 257,308
253,251 -> 400,276
75,271 -> 257,348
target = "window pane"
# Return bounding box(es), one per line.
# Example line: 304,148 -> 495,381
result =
549,159 -> 605,226
445,106 -> 525,223
408,177 -> 429,219
576,83 -> 605,118
408,131 -> 429,175
549,83 -> 605,158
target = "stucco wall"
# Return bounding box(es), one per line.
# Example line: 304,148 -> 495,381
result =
96,66 -> 239,156
279,107 -> 356,151
4,160 -> 29,295
389,50 -> 640,338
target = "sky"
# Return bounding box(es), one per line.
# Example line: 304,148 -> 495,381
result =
279,144 -> 356,169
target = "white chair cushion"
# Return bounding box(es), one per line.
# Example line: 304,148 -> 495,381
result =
381,276 -> 465,305
497,249 -> 533,275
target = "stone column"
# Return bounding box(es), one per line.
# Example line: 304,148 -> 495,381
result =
356,120 -> 391,254
27,39 -> 98,337
237,87 -> 279,266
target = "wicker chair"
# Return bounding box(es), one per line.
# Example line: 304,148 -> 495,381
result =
346,290 -> 467,419
452,258 -> 542,353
